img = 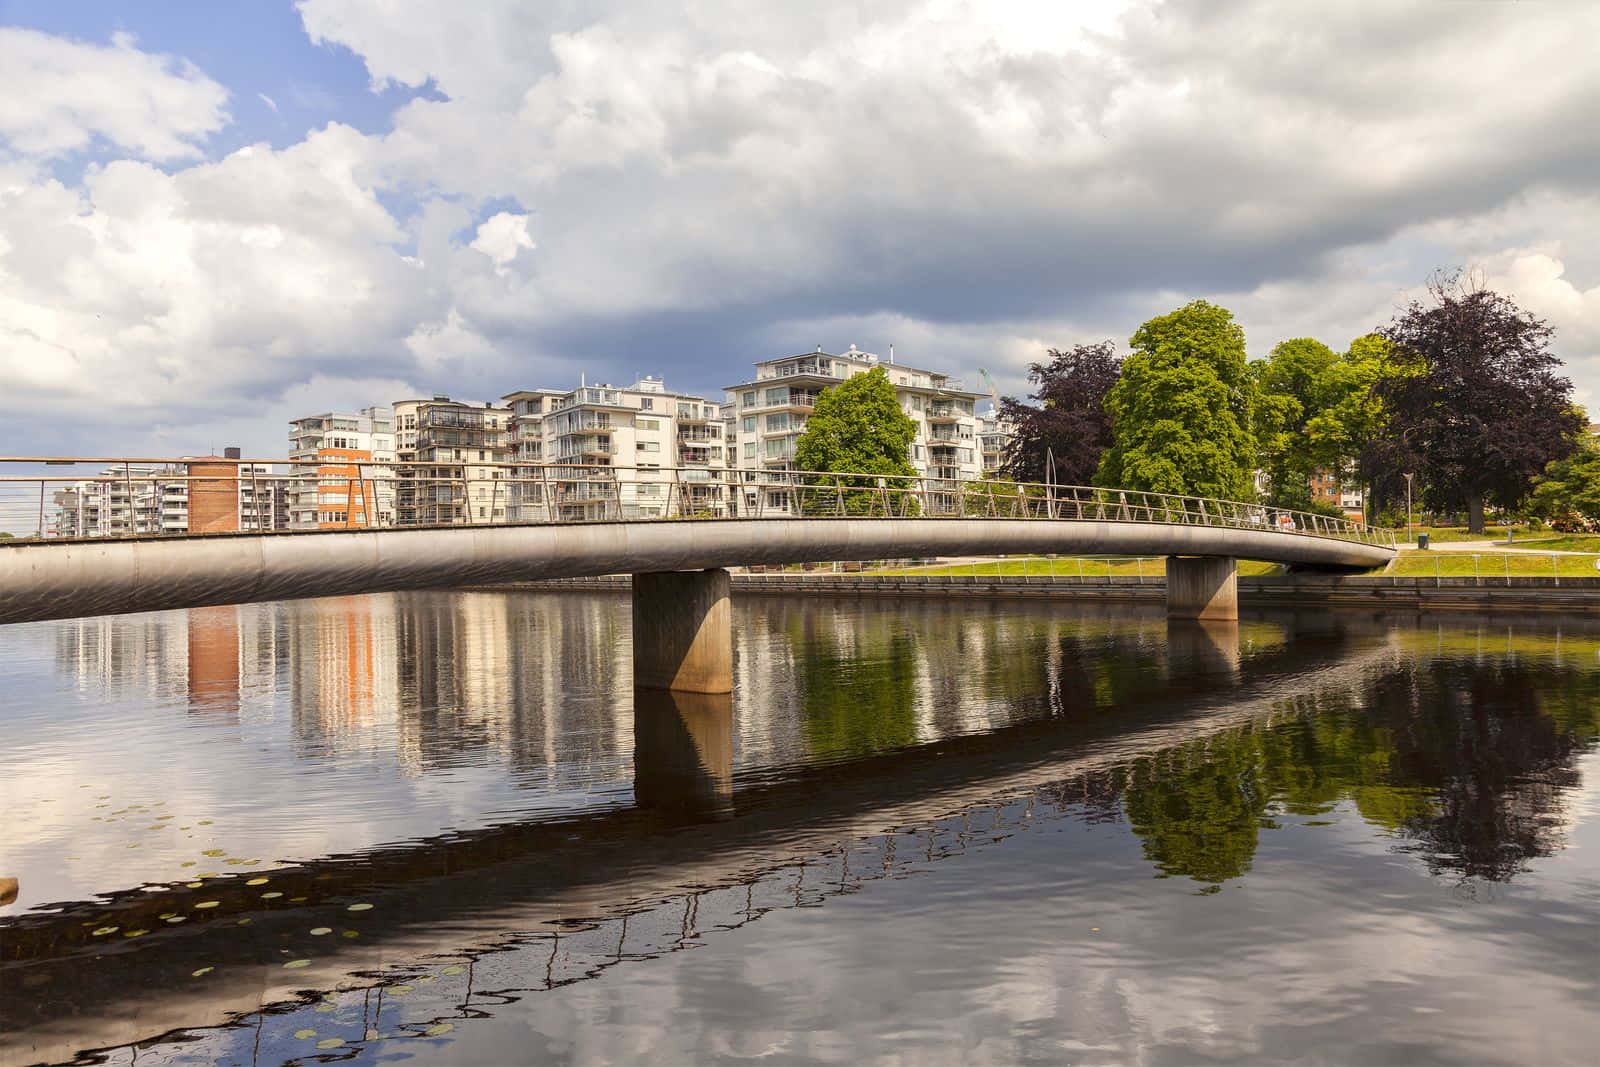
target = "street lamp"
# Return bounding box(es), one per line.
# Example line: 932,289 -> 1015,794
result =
1403,472 -> 1415,545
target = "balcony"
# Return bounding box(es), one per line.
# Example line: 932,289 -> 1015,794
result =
754,360 -> 842,383
926,403 -> 961,423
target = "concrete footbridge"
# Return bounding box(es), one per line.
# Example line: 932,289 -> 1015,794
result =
0,460 -> 1394,691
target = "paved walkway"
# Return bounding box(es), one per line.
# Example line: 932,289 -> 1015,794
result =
1404,540 -> 1600,556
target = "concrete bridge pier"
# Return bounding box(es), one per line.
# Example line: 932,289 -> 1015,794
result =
1165,555 -> 1238,620
633,687 -> 734,822
632,569 -> 734,693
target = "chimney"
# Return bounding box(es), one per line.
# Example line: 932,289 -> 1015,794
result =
888,344 -> 895,364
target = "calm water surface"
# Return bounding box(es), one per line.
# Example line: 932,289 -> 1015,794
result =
1,592 -> 1597,1065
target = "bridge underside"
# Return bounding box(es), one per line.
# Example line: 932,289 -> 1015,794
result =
0,518 -> 1392,689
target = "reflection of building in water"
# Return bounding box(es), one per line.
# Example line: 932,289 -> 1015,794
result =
286,595 -> 401,741
53,604 -> 288,717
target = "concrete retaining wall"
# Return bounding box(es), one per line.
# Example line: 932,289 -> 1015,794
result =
494,573 -> 1600,614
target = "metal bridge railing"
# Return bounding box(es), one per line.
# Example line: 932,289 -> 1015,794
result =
0,457 -> 1396,549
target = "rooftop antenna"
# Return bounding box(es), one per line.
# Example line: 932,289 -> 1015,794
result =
888,343 -> 895,364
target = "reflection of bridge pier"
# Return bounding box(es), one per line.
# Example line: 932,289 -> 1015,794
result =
1165,619 -> 1242,680
633,687 -> 734,821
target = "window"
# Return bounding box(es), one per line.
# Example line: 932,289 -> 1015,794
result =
766,413 -> 790,432
742,391 -> 756,407
639,418 -> 660,431
638,441 -> 661,453
640,397 -> 653,410
915,445 -> 925,460
765,387 -> 788,405
743,442 -> 756,459
742,416 -> 756,432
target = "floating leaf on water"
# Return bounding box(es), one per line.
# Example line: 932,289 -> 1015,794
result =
197,819 -> 213,825
341,930 -> 359,939
315,1003 -> 336,1013
194,901 -> 221,909
441,965 -> 466,976
290,896 -> 308,903
414,975 -> 435,984
246,877 -> 269,886
186,881 -> 203,888
388,985 -> 412,995
294,1028 -> 317,1039
166,916 -> 186,924
125,843 -> 140,849
123,929 -> 148,938
91,927 -> 118,936
201,849 -> 225,857
283,959 -> 311,970
261,891 -> 283,900
310,927 -> 332,936
191,967 -> 213,977
225,858 -> 244,865
346,902 -> 373,912
315,1039 -> 344,1050
199,871 -> 220,878
159,913 -> 177,920
243,858 -> 261,865
180,861 -> 197,868
365,1029 -> 380,1041
236,918 -> 251,925
425,1023 -> 454,1037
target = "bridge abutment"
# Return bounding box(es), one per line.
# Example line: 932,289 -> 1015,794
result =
632,568 -> 734,693
1165,556 -> 1238,620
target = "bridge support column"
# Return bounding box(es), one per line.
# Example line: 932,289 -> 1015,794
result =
633,568 -> 733,693
634,688 -> 734,821
1165,555 -> 1238,620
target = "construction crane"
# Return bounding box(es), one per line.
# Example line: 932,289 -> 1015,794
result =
977,368 -> 1001,417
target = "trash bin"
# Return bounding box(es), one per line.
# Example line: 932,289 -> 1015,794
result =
1417,532 -> 1430,550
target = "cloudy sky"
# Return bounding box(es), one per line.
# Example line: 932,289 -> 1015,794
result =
3,0 -> 1599,459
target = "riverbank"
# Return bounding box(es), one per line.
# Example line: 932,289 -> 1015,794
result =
490,572 -> 1600,613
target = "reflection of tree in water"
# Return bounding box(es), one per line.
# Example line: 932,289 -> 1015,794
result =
795,613 -> 922,759
1112,661 -> 1600,887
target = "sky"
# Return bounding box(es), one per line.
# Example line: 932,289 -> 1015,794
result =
3,0 -> 1600,460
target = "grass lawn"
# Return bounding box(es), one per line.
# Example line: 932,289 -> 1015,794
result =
1389,550 -> 1600,578
1400,525 -> 1537,543
873,556 -> 1285,577
1491,534 -> 1600,553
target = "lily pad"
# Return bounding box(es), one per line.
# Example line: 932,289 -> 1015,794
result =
310,927 -> 332,936
283,959 -> 311,970
441,965 -> 466,976
123,929 -> 148,938
425,1023 -> 454,1037
315,1039 -> 344,1049
346,902 -> 373,912
201,849 -> 225,857
194,901 -> 221,909
191,967 -> 213,977
246,877 -> 269,886
294,1028 -> 317,1039
261,891 -> 283,899
91,926 -> 118,936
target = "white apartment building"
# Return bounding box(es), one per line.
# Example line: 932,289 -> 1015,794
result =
391,396 -> 512,525
502,377 -> 729,522
287,408 -> 397,529
978,406 -> 1012,478
724,345 -> 988,512
51,460 -> 288,537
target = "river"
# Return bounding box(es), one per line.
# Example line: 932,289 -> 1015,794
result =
2,592 -> 1597,1065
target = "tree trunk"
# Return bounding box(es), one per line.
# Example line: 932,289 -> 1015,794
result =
1467,490 -> 1486,534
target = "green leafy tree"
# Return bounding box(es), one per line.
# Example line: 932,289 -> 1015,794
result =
1528,424 -> 1600,526
1253,337 -> 1339,509
1096,300 -> 1259,500
794,366 -> 918,515
1304,333 -> 1413,521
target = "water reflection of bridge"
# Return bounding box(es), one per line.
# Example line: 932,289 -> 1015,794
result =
12,596 -> 1599,1063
